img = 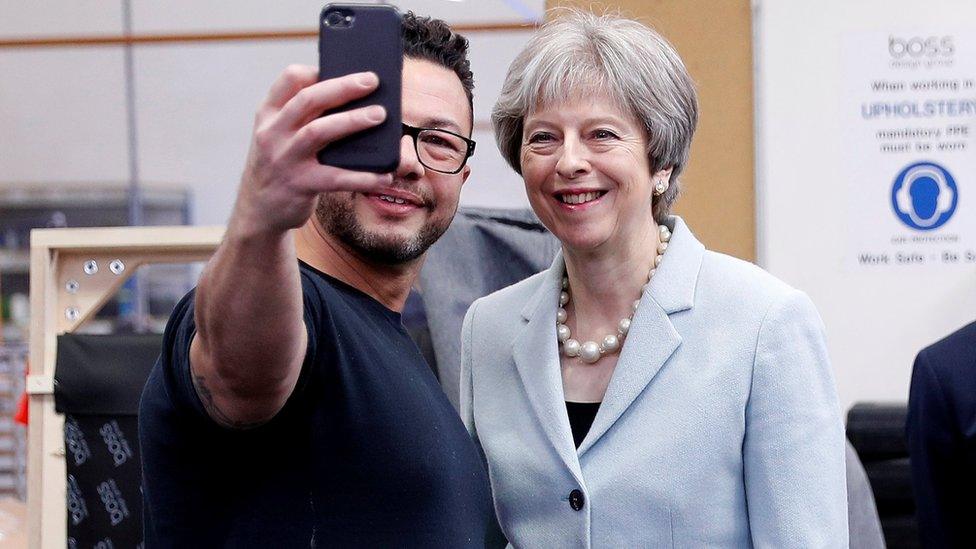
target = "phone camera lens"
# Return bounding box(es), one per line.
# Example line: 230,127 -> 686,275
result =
325,11 -> 346,27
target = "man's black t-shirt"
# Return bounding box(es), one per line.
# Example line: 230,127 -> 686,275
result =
139,262 -> 494,547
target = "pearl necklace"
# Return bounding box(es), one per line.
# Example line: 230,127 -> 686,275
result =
557,224 -> 672,364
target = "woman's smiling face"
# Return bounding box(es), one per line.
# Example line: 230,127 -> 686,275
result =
520,92 -> 670,255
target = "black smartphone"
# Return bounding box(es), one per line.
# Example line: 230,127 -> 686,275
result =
317,3 -> 402,173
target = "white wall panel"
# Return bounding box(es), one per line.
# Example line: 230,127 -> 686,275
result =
0,48 -> 129,183
130,0 -> 326,34
461,29 -> 533,208
467,30 -> 531,123
133,40 -> 316,226
462,128 -> 528,208
0,0 -> 122,37
755,0 -> 976,412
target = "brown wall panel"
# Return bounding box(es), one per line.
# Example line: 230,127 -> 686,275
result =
547,0 -> 755,260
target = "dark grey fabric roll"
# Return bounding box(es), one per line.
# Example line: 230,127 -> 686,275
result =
419,207 -> 559,410
847,441 -> 886,549
55,333 -> 162,415
55,333 -> 161,547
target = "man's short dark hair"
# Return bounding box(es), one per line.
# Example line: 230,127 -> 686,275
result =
402,12 -> 475,129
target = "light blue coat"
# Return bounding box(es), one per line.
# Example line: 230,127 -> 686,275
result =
460,218 -> 848,548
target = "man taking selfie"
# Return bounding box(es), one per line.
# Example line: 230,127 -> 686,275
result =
139,12 -> 495,547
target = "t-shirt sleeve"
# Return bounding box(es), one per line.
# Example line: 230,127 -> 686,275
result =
291,269 -> 324,401
161,272 -> 321,426
162,288 -> 206,419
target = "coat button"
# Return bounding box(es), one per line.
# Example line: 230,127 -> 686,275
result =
569,489 -> 584,511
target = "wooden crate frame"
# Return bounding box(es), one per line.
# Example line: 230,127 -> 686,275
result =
27,226 -> 223,548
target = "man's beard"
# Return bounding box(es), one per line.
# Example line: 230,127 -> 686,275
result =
315,192 -> 451,265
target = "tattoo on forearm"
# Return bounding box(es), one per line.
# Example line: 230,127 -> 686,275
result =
192,374 -> 265,429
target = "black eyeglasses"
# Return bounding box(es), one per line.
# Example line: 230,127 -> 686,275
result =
402,123 -> 476,174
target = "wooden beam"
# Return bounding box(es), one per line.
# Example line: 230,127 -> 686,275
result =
0,22 -> 538,49
27,226 -> 224,548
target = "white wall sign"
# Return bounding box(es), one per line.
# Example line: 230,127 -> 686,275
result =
756,0 -> 976,412
844,30 -> 976,270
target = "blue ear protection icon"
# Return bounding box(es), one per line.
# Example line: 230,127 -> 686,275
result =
891,161 -> 958,230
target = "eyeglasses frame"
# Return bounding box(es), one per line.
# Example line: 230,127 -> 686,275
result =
401,123 -> 476,175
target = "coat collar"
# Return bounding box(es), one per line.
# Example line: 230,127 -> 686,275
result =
519,217 -> 703,321
511,249 -> 583,480
645,217 -> 704,315
513,217 -> 705,463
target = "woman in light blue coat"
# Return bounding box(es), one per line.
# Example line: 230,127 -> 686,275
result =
460,9 -> 848,548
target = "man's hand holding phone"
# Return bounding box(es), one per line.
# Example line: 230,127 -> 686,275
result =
233,65 -> 392,237
189,5 -> 404,431
191,65 -> 393,428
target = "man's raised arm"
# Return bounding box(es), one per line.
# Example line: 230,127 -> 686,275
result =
189,65 -> 392,428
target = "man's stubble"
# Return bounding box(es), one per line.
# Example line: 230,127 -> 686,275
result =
315,192 -> 454,265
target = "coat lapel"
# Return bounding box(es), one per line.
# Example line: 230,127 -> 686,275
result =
511,252 -> 584,481
578,217 -> 705,456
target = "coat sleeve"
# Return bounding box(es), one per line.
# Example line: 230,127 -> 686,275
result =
459,299 -> 480,441
743,289 -> 848,548
905,349 -> 955,548
459,299 -> 510,549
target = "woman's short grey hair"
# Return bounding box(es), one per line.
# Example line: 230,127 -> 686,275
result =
492,8 -> 699,223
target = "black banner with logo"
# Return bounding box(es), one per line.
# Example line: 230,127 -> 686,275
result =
64,414 -> 144,548
56,333 -> 162,548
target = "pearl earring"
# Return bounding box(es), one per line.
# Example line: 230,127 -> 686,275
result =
654,180 -> 669,196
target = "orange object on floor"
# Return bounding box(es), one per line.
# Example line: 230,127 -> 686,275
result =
12,361 -> 27,426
